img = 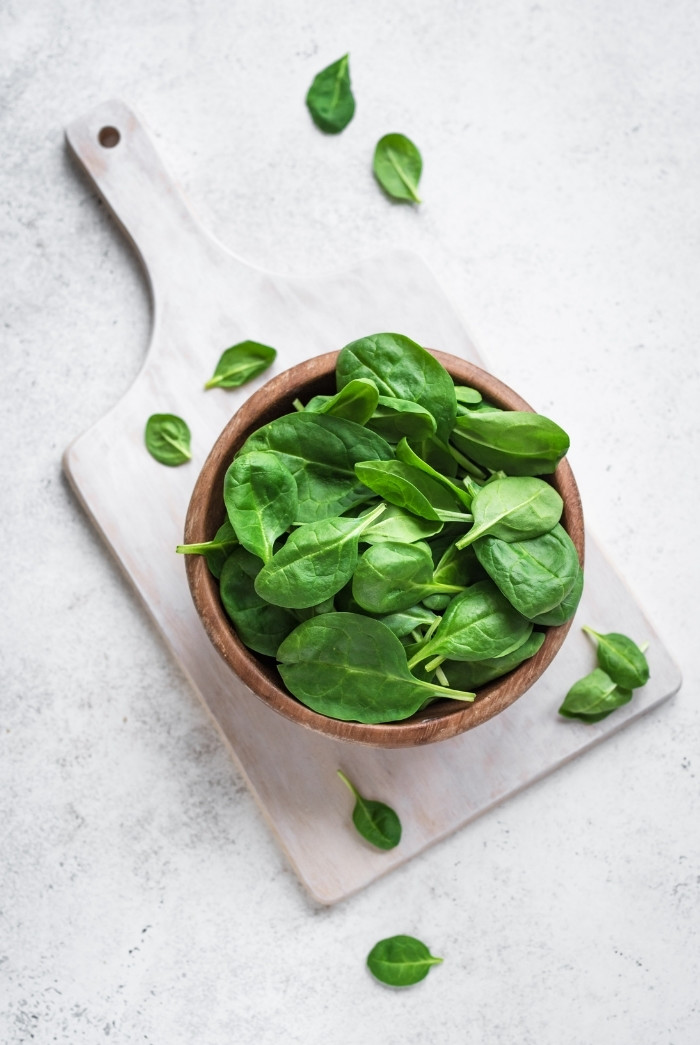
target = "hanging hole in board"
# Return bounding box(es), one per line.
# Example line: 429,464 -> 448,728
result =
98,126 -> 121,148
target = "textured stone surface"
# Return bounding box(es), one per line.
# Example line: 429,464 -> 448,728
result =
1,0 -> 698,1042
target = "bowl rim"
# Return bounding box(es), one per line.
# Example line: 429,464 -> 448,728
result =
183,349 -> 584,747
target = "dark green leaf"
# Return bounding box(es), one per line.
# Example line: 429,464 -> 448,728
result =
145,413 -> 191,466
473,524 -> 580,619
305,54 -> 355,134
224,451 -> 297,563
529,565 -> 584,625
361,504 -> 444,544
204,341 -> 276,390
558,668 -> 633,721
582,626 -> 650,689
219,548 -> 297,656
373,134 -> 423,203
355,459 -> 468,522
337,770 -> 402,850
456,476 -> 563,549
336,333 -> 457,442
395,438 -> 472,509
366,397 -> 437,442
255,503 -> 385,608
276,613 -> 475,723
377,605 -> 438,638
241,412 -> 393,522
367,935 -> 443,987
353,541 -> 463,614
443,631 -> 546,689
453,409 -> 570,475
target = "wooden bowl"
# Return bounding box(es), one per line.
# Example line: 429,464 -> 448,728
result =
183,350 -> 584,747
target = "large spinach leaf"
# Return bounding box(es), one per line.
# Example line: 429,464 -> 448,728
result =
453,410 -> 570,475
223,451 -> 297,563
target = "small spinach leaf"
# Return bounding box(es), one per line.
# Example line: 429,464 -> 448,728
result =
366,397 -> 437,442
582,626 -> 650,689
362,504 -> 443,544
395,438 -> 472,509
219,548 -> 298,656
306,54 -> 355,134
224,451 -> 297,563
443,631 -> 547,689
456,476 -> 562,549
453,410 -> 570,475
204,341 -> 276,390
353,541 -> 464,614
367,935 -> 443,987
558,668 -> 633,721
355,459 -> 469,522
145,414 -> 191,465
304,378 -> 379,425
337,770 -> 402,850
373,134 -> 423,203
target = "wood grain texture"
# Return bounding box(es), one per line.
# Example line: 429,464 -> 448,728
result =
184,350 -> 585,746
63,100 -> 682,903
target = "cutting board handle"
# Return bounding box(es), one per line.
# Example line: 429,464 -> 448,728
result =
65,99 -> 212,296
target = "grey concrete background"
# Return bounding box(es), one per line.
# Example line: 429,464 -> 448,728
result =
2,1 -> 698,1042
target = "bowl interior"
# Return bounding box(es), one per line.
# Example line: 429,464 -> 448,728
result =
184,350 -> 584,747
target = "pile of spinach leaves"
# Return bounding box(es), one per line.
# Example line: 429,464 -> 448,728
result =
179,332 -> 581,724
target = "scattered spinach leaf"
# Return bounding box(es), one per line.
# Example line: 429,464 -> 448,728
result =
367,935 -> 443,987
337,770 -> 402,850
373,134 -> 423,203
145,413 -> 191,466
582,626 -> 650,689
558,668 -> 633,722
204,341 -> 276,390
306,54 -> 355,134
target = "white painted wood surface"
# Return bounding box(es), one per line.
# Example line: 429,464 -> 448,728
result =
63,99 -> 682,904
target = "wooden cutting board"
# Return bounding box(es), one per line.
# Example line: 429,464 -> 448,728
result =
63,100 -> 682,904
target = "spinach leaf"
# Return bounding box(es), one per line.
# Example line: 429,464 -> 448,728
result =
366,397 -> 437,442
304,378 -> 379,425
529,565 -> 583,626
353,541 -> 464,614
241,412 -> 393,522
443,631 -> 546,689
145,414 -> 191,466
204,341 -> 276,390
453,410 -> 570,475
224,451 -> 297,562
408,580 -> 532,670
558,668 -> 633,721
276,613 -> 475,723
255,503 -> 385,608
362,504 -> 443,544
176,519 -> 238,578
219,548 -> 297,656
367,935 -> 443,987
336,333 -> 457,442
355,459 -> 470,522
396,438 -> 472,509
454,385 -> 483,405
433,542 -> 485,588
373,134 -> 423,203
377,605 -> 438,638
337,770 -> 402,850
473,524 -> 580,619
456,476 -> 563,549
582,626 -> 650,689
305,54 -> 355,134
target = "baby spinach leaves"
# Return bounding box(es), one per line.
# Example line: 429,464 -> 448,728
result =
204,341 -> 276,390
192,330 -> 576,725
373,134 -> 423,204
337,770 -> 402,850
559,626 -> 650,721
306,54 -> 355,134
454,409 -> 569,475
277,614 -> 475,723
367,935 -> 443,987
145,413 -> 191,466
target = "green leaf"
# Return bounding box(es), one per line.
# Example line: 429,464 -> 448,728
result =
276,613 -> 475,723
355,459 -> 469,522
373,134 -> 423,203
361,504 -> 444,545
454,385 -> 483,405
473,524 -> 580,619
367,935 -> 443,987
453,410 -> 570,475
529,565 -> 584,625
204,341 -> 276,390
304,379 -> 379,425
241,412 -> 393,522
337,770 -> 402,850
376,605 -> 438,638
366,397 -> 437,442
456,476 -> 563,549
353,541 -> 463,614
255,503 -> 385,609
144,413 -> 191,466
558,668 -> 633,721
176,519 -> 238,578
219,548 -> 298,657
395,438 -> 472,509
582,626 -> 650,689
443,631 -> 547,689
305,54 -> 355,134
408,579 -> 533,669
224,451 -> 297,563
336,332 -> 457,442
